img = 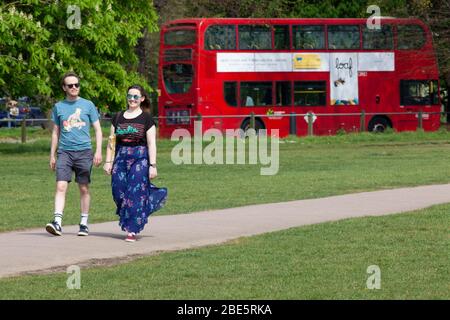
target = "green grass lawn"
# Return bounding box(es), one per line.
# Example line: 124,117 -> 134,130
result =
0,129 -> 449,299
0,203 -> 448,299
1,129 -> 450,232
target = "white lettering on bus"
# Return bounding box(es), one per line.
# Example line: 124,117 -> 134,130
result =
170,121 -> 279,176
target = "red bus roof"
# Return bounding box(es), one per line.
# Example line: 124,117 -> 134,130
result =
162,17 -> 428,29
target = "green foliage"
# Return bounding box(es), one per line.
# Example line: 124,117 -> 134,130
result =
187,0 -> 371,18
0,1 -> 158,112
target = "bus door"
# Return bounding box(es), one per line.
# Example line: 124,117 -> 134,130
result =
293,80 -> 331,136
358,71 -> 395,132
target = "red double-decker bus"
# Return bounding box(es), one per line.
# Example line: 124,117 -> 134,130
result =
158,18 -> 441,138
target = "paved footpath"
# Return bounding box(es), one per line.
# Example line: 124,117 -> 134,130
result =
1,183 -> 450,279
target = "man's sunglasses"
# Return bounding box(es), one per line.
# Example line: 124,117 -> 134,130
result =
127,94 -> 141,100
66,83 -> 80,89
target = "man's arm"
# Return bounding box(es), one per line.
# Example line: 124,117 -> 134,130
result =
92,120 -> 103,166
49,124 -> 59,170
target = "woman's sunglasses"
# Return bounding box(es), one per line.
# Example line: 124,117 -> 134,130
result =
127,94 -> 141,100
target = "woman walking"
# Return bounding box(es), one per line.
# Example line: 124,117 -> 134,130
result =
103,85 -> 167,242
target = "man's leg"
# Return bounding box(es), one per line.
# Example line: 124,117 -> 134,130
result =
75,150 -> 93,236
46,181 -> 68,236
55,181 -> 69,215
46,150 -> 72,236
79,183 -> 90,224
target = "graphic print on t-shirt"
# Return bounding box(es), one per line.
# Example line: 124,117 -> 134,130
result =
63,108 -> 87,131
116,122 -> 145,144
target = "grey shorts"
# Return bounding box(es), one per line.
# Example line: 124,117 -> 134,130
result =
56,149 -> 93,184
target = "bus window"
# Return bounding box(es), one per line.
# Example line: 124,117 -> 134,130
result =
274,25 -> 290,50
164,29 -> 196,46
294,81 -> 326,106
205,25 -> 236,50
363,25 -> 393,50
397,25 -> 426,50
276,82 -> 292,106
328,25 -> 360,49
163,64 -> 193,94
241,82 -> 272,106
293,25 -> 325,50
224,82 -> 238,107
400,80 -> 439,105
239,25 -> 272,50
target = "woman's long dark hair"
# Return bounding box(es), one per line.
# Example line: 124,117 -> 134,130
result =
127,84 -> 151,113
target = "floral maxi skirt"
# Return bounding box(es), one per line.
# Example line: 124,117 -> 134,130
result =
112,145 -> 167,234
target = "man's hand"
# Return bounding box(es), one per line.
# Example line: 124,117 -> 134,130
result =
49,154 -> 56,171
93,151 -> 102,167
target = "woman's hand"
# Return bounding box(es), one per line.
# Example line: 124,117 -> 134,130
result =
149,166 -> 157,180
103,162 -> 112,175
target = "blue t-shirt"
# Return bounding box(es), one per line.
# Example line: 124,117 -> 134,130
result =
51,97 -> 99,151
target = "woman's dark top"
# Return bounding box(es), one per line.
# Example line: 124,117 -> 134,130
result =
112,111 -> 155,147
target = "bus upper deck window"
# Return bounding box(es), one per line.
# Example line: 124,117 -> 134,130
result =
397,25 -> 426,50
328,25 -> 360,50
363,25 -> 393,50
205,25 -> 236,50
239,25 -> 272,50
274,25 -> 290,50
164,29 -> 196,46
293,25 -> 325,50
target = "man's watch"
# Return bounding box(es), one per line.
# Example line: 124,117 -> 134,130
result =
150,163 -> 157,168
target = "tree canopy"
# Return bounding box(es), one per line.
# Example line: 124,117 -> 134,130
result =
0,0 -> 158,112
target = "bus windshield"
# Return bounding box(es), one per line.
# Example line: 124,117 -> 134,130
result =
163,63 -> 193,94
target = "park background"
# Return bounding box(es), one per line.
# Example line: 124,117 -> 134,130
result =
0,0 -> 449,115
0,0 -> 448,299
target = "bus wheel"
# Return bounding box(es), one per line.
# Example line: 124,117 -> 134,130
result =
241,118 -> 265,134
368,117 -> 391,133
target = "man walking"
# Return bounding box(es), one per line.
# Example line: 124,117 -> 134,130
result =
46,72 -> 102,236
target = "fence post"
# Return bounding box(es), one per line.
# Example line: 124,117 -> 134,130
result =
250,112 -> 255,130
307,112 -> 313,136
289,112 -> 297,136
195,113 -> 202,138
21,117 -> 27,143
417,111 -> 423,130
360,109 -> 366,132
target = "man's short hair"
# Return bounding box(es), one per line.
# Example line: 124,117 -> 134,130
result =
7,100 -> 18,107
61,72 -> 80,88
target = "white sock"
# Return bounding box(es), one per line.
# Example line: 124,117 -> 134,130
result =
80,213 -> 89,226
54,212 -> 63,226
